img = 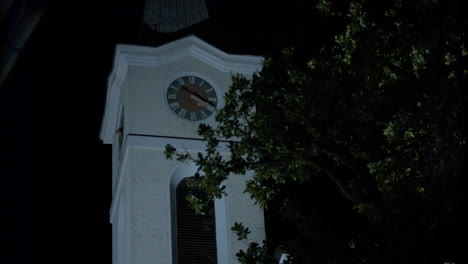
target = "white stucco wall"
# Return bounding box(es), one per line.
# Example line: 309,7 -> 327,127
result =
112,79 -> 129,188
100,35 -> 263,145
112,137 -> 265,264
103,36 -> 265,264
128,148 -> 171,263
125,57 -> 232,139
225,170 -> 266,263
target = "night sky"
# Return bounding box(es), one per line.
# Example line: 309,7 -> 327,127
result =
2,1 -> 321,263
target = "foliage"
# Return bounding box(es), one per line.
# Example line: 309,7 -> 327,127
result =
230,222 -> 278,263
165,0 -> 465,263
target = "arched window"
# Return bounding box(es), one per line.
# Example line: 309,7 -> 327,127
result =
175,178 -> 217,264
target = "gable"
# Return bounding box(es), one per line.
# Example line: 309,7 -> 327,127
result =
100,35 -> 263,144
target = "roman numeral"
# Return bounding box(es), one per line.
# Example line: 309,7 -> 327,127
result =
177,78 -> 185,85
208,97 -> 217,102
188,76 -> 196,84
170,102 -> 180,110
205,87 -> 214,93
167,94 -> 176,99
200,110 -> 208,119
206,105 -> 216,112
190,112 -> 197,120
178,109 -> 186,117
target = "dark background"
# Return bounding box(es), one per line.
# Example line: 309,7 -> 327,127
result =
2,1 -> 321,263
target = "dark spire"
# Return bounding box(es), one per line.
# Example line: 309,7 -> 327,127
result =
142,0 -> 209,33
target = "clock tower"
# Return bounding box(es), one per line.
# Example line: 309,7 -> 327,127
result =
100,36 -> 265,264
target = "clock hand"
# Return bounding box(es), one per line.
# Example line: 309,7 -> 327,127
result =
190,94 -> 211,107
181,86 -> 216,108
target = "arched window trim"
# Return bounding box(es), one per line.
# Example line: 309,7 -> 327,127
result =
168,163 -> 230,264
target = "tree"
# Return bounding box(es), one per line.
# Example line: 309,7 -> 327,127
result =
166,0 -> 466,263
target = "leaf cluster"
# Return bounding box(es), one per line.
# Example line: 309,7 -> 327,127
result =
165,0 -> 465,262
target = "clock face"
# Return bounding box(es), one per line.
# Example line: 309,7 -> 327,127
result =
165,75 -> 218,121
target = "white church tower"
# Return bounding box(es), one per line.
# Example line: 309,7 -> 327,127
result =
100,35 -> 266,264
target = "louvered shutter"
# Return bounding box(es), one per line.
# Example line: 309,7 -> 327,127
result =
176,178 -> 217,264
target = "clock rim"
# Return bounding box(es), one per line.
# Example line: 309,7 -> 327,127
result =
163,72 -> 220,123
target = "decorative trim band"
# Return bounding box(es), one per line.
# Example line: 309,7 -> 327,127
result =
109,134 -> 230,222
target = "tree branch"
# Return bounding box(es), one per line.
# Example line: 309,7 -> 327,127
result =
309,162 -> 359,203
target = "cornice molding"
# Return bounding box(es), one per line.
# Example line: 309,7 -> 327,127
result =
109,134 -> 230,222
100,35 -> 263,144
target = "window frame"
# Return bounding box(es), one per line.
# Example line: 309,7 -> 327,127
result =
169,163 -> 230,264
